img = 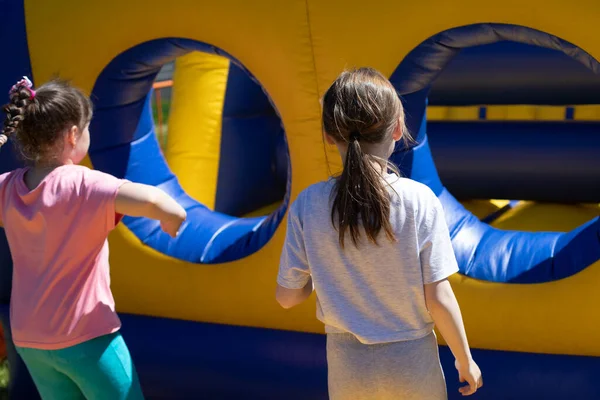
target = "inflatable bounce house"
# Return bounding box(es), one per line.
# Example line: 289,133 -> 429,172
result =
2,0 -> 600,398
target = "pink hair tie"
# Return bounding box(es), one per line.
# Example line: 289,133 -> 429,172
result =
9,76 -> 35,100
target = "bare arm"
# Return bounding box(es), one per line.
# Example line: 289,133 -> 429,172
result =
276,277 -> 313,309
425,279 -> 482,396
115,182 -> 186,237
425,279 -> 471,364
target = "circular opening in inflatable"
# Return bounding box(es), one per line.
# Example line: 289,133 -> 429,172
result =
388,23 -> 600,284
89,38 -> 290,264
391,23 -> 600,204
150,53 -> 287,217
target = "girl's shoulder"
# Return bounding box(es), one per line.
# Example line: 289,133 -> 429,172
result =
387,175 -> 437,200
299,178 -> 335,200
0,167 -> 28,189
55,165 -> 118,183
40,166 -> 123,197
386,175 -> 441,217
289,179 -> 334,216
0,167 -> 24,181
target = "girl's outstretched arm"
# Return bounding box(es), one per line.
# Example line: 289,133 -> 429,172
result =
115,182 -> 186,237
425,279 -> 483,396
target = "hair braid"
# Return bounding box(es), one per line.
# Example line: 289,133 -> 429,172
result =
2,86 -> 35,146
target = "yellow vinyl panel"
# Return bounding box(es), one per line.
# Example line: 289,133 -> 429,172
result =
446,106 -> 480,120
23,0 -> 600,357
426,106 -> 449,121
166,52 -> 229,209
574,105 -> 600,120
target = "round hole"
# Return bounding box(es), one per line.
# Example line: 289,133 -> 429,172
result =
150,53 -> 287,217
89,38 -> 290,264
389,23 -> 600,283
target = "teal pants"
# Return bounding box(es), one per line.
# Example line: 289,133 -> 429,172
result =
16,331 -> 144,400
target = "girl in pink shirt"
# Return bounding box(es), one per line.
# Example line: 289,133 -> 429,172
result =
0,77 -> 186,399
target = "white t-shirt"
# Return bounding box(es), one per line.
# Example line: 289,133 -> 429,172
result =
277,174 -> 459,344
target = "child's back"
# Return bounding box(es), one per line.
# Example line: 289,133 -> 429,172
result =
281,175 -> 456,344
0,77 -> 186,399
1,165 -> 123,349
275,68 -> 482,399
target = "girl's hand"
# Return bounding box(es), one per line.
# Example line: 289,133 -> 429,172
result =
160,208 -> 186,238
455,359 -> 483,396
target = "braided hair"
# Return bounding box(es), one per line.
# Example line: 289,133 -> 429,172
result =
2,77 -> 92,165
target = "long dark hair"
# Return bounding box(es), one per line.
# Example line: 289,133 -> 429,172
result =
322,67 -> 407,247
2,78 -> 93,165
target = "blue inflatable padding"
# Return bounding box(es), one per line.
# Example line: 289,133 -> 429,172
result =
0,0 -> 33,129
480,200 -> 520,224
216,114 -> 287,216
392,23 -> 600,102
222,62 -> 277,118
427,121 -> 600,203
429,41 -> 600,105
6,306 -> 600,399
0,0 -> 31,302
392,90 -> 443,195
118,313 -> 328,400
119,93 -> 280,262
0,4 -> 42,398
440,345 -> 600,400
392,89 -> 442,192
113,312 -> 600,399
215,62 -> 287,216
89,38 -> 290,263
390,94 -> 600,283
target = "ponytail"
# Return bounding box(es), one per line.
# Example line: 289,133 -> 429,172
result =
323,67 -> 407,248
331,132 -> 395,247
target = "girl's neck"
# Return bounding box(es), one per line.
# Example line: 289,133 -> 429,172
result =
31,157 -> 73,171
338,144 -> 390,174
24,161 -> 71,191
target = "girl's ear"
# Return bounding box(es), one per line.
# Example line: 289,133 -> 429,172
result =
392,119 -> 403,141
67,125 -> 79,146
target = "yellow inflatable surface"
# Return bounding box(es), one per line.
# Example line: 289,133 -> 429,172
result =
20,0 -> 600,357
3,0 -> 600,398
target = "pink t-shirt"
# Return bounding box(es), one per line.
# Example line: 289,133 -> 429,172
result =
0,165 -> 126,350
